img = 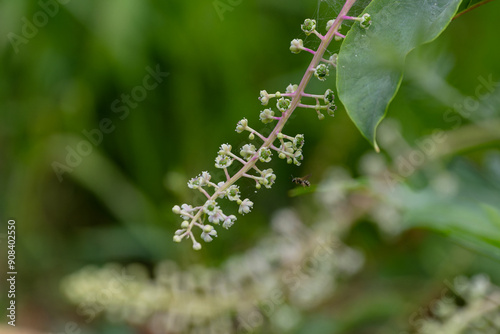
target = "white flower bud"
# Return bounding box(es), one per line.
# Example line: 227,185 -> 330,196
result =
259,90 -> 270,105
290,39 -> 303,54
259,108 -> 275,124
235,118 -> 249,133
286,84 -> 298,94
326,19 -> 335,31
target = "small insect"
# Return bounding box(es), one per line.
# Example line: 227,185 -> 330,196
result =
291,174 -> 311,187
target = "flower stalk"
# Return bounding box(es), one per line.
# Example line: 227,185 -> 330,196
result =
173,0 -> 366,249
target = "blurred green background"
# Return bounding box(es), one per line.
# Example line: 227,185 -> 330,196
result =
1,0 -> 500,333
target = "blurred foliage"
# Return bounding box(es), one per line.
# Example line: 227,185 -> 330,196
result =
1,0 -> 500,333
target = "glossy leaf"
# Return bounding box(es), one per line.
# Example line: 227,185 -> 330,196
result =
337,0 -> 462,150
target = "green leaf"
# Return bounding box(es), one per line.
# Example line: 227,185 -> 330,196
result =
455,0 -> 496,18
337,0 -> 462,150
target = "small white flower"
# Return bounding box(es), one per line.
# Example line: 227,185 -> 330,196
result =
201,229 -> 217,242
314,64 -> 329,81
203,200 -> 219,216
324,89 -> 335,105
301,18 -> 316,35
259,108 -> 275,124
173,235 -> 182,243
360,13 -> 371,29
293,150 -> 303,166
238,198 -> 254,215
260,169 -> 276,189
276,97 -> 291,112
286,84 -> 298,94
193,242 -> 202,250
329,53 -> 338,67
199,171 -> 211,186
216,181 -> 226,198
280,141 -> 294,154
215,154 -> 232,168
240,144 -> 256,161
223,215 -> 237,229
259,90 -> 270,105
236,118 -> 249,133
226,185 -> 240,201
187,176 -> 201,189
208,208 -> 223,224
293,134 -> 305,149
181,221 -> 189,228
289,39 -> 303,54
327,104 -> 337,117
180,204 -> 194,220
258,147 -> 272,163
174,229 -> 185,235
219,143 -> 232,155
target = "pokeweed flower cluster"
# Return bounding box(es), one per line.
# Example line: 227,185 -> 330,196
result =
173,0 -> 371,249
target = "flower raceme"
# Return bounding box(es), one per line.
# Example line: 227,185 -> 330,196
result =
173,3 -> 371,250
